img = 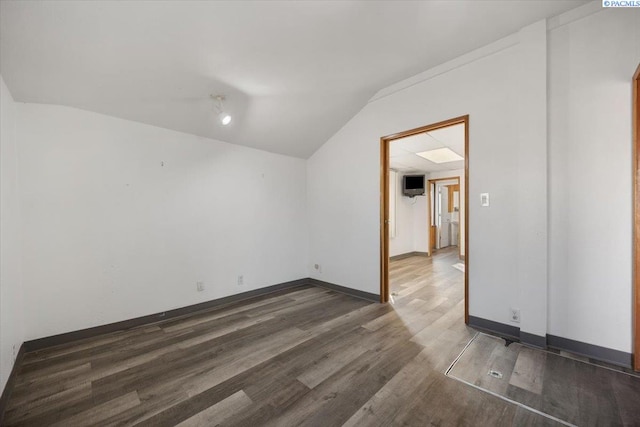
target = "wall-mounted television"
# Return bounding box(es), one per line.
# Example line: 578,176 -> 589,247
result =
403,174 -> 425,197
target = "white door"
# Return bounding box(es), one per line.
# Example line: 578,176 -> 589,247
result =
440,186 -> 450,247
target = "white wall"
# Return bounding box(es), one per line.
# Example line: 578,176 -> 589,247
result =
390,172 -> 463,257
308,6 -> 640,353
412,193 -> 428,253
516,19 -> 549,341
547,8 -> 640,352
17,104 -> 309,340
389,172 -> 425,257
308,34 -> 524,326
0,75 -> 24,390
389,170 -> 397,240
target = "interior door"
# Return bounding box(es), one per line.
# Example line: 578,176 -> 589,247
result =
430,182 -> 437,252
439,186 -> 450,247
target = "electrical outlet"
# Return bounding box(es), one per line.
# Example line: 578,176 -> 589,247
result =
510,308 -> 521,323
314,263 -> 322,273
237,275 -> 244,286
196,281 -> 205,292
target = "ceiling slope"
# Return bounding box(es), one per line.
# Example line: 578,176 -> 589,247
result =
0,1 -> 587,158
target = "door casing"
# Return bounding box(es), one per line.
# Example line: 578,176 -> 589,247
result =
633,64 -> 639,370
380,115 -> 469,325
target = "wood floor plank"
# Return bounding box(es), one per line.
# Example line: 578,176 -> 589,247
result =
512,406 -> 563,427
22,333 -> 131,365
410,298 -> 464,345
5,248 -> 639,427
574,362 -> 624,426
510,347 -> 547,395
182,327 -> 314,398
447,330 -> 640,426
89,297 -> 350,401
100,387 -> 190,427
539,352 -> 579,424
175,390 -> 253,427
175,313 -> 276,349
160,298 -> 291,332
447,333 -> 520,396
8,367 -> 91,409
135,350 -> 312,426
263,340 -> 423,427
342,348 -> 441,427
610,370 -> 640,425
4,381 -> 92,424
296,340 -> 369,389
50,391 -> 141,427
476,342 -> 520,395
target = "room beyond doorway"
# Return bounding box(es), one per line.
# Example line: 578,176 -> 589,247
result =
380,116 -> 468,324
428,176 -> 462,259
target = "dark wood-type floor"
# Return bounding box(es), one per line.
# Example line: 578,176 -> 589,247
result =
5,247 -> 625,426
448,332 -> 640,426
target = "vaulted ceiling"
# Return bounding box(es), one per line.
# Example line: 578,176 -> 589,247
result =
0,1 -> 587,158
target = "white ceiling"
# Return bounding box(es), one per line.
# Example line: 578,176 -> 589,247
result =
390,123 -> 465,173
0,1 -> 587,158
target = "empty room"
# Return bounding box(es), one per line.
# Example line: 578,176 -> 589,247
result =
1,1 -> 640,426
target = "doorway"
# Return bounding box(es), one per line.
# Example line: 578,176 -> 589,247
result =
380,115 -> 469,324
428,177 -> 462,258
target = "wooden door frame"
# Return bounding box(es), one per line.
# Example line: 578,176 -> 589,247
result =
428,176 -> 461,258
380,115 -> 469,324
633,64 -> 639,370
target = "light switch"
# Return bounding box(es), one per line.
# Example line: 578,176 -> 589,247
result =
480,193 -> 490,207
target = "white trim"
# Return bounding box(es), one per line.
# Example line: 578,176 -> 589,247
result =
547,1 -> 604,30
369,1 -> 604,104
368,34 -> 519,103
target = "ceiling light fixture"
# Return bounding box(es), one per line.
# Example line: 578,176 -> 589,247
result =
211,94 -> 232,126
416,147 -> 463,163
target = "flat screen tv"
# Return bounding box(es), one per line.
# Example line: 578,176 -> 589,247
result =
403,174 -> 425,197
